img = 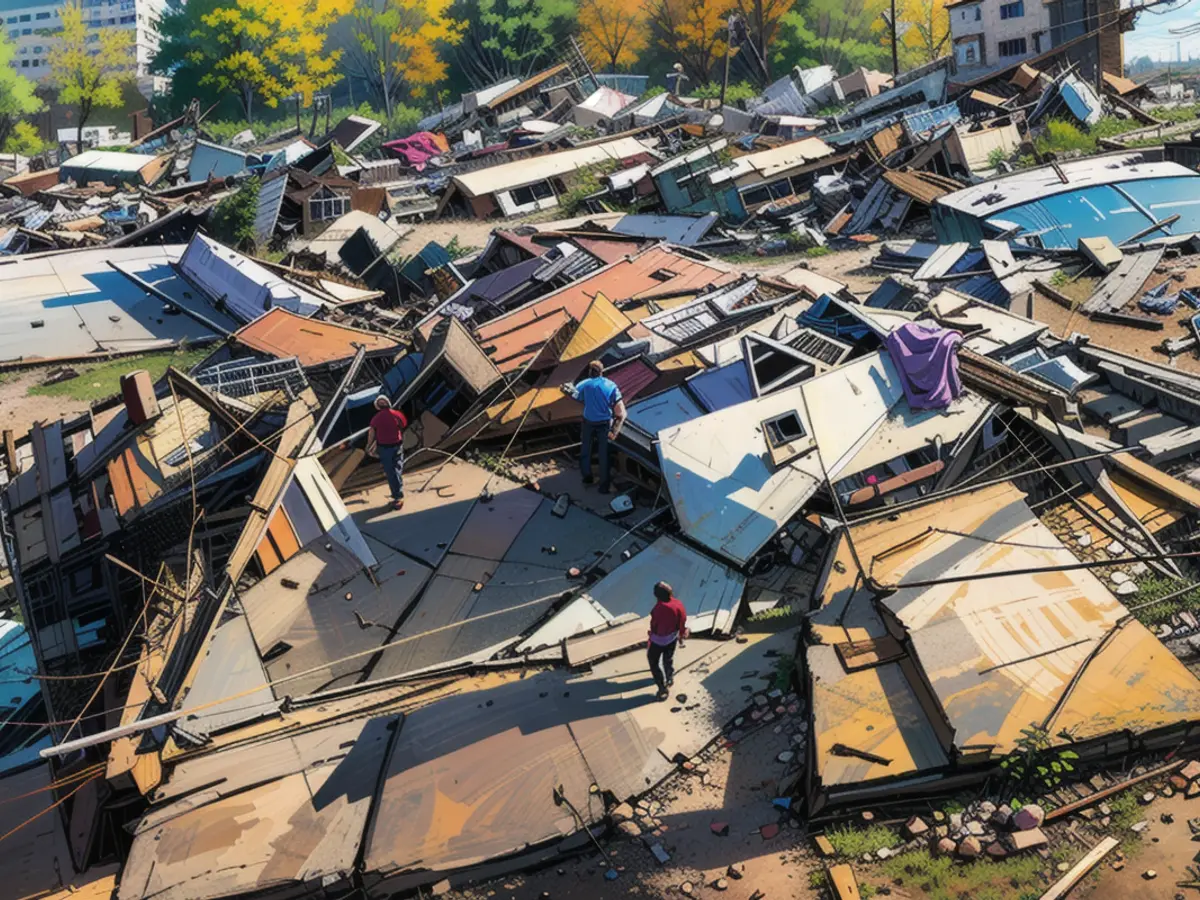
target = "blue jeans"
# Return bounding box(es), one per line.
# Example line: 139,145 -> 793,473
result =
378,444 -> 404,501
580,419 -> 611,489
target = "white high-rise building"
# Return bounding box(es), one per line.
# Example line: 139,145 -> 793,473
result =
1,0 -> 167,95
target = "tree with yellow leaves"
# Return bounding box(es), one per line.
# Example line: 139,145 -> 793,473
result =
196,0 -> 351,124
648,0 -> 734,86
48,0 -> 133,150
346,0 -> 464,132
578,0 -> 648,73
898,0 -> 949,66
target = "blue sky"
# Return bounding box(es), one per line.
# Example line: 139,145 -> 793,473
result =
1125,0 -> 1200,62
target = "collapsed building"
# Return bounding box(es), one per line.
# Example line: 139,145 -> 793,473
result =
2,29 -> 1200,900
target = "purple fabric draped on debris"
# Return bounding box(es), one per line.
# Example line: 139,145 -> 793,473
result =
885,322 -> 964,410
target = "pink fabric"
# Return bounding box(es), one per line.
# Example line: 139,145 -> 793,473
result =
885,322 -> 964,410
383,132 -> 446,170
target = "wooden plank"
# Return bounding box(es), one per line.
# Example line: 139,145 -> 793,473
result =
565,617 -> 647,667
1046,758 -> 1185,821
828,863 -> 862,900
1039,836 -> 1119,900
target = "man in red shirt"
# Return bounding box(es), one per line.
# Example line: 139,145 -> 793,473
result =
647,581 -> 687,701
367,396 -> 408,510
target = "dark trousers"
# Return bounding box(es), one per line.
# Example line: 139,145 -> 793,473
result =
579,419 -> 611,488
378,443 -> 404,500
647,640 -> 676,692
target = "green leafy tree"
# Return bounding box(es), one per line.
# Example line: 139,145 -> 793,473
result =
344,0 -> 464,134
445,0 -> 577,89
772,0 -> 891,72
151,0 -> 244,119
5,121 -> 48,155
48,0 -> 134,150
0,32 -> 42,150
208,177 -> 260,250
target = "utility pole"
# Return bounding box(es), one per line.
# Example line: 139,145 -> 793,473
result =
720,16 -> 734,108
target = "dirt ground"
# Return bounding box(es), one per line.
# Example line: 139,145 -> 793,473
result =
0,369 -> 92,438
726,243 -> 887,298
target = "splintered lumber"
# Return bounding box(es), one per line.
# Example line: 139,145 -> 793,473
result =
1039,836 -> 1119,900
827,864 -> 862,900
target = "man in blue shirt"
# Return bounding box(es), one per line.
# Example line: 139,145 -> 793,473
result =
562,360 -> 627,493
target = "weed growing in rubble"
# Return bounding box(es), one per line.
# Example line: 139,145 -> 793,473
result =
1036,120 -> 1097,155
1128,575 -> 1200,625
986,147 -> 1008,169
998,724 -> 1079,800
805,246 -> 831,258
807,869 -> 826,890
826,823 -> 896,857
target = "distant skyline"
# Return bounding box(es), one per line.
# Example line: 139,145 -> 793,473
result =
1125,0 -> 1199,62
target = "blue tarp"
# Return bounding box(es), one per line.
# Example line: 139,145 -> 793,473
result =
798,294 -> 873,341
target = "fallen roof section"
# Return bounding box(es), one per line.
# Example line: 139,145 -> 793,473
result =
231,306 -> 400,368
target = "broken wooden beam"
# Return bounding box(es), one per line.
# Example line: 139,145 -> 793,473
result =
1039,836 -> 1119,900
830,743 -> 892,766
1046,758 -> 1186,822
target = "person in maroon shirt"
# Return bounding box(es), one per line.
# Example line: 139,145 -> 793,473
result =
647,581 -> 687,701
367,396 -> 408,510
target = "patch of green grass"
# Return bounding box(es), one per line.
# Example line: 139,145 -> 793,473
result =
1036,119 -> 1097,155
446,235 -> 478,260
28,347 -> 211,402
859,883 -> 877,899
1106,788 -> 1148,855
880,849 -> 1047,900
1049,269 -> 1071,288
1127,575 -> 1200,625
1150,103 -> 1200,124
806,246 -> 832,258
825,823 -> 896,858
807,868 -> 826,890
1090,115 -> 1144,141
987,147 -> 1008,169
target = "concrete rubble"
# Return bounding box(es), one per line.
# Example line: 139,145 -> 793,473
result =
1,41 -> 1200,900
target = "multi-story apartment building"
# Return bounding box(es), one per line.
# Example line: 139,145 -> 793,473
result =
1,0 -> 166,93
949,0 -> 1126,81
948,0 -> 1053,75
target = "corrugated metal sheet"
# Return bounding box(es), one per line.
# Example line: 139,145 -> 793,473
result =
606,357 -> 659,402
253,172 -> 288,248
233,307 -> 399,367
686,360 -> 753,412
452,137 -> 656,198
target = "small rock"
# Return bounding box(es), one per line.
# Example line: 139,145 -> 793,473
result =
648,842 -> 671,864
610,802 -> 634,822
431,880 -> 452,896
1131,821 -> 1149,833
1145,870 -> 1158,880
958,836 -> 982,858
905,816 -> 929,839
949,812 -> 963,831
681,882 -> 694,896
979,801 -> 996,817
986,842 -> 1008,859
1111,860 -> 1125,871
617,821 -> 641,837
935,825 -> 949,838
1057,862 -> 1070,873
936,837 -> 957,855
1013,805 -> 1045,830
1107,540 -> 1126,556
877,847 -> 891,860
604,869 -> 620,881
712,877 -> 729,891
760,823 -> 780,840
967,821 -> 985,837
711,821 -> 730,836
1171,775 -> 1190,791
861,811 -> 875,823
726,862 -> 745,879
1141,792 -> 1157,805
1182,760 -> 1200,782
1010,827 -> 1048,851
1163,812 -> 1176,824
1111,571 -> 1131,584
992,804 -> 1013,828
1116,581 -> 1138,596
777,751 -> 795,764
932,810 -> 946,823
1187,781 -> 1200,799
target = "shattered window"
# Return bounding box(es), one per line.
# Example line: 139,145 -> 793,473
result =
309,193 -> 350,222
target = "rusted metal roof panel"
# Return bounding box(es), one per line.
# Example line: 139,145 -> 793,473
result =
882,169 -> 965,205
233,307 -> 399,368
